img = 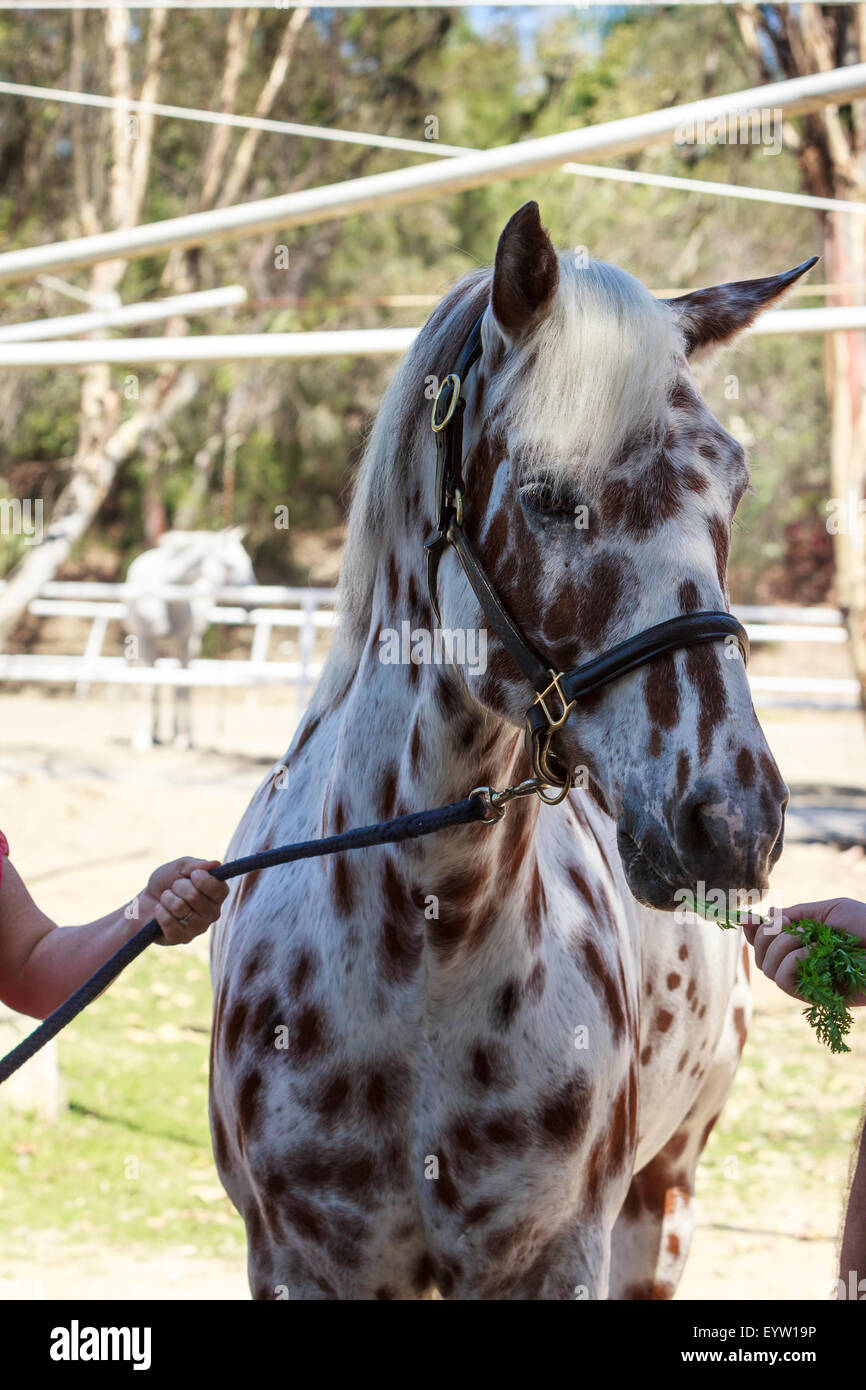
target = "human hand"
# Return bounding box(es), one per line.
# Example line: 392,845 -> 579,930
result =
142,858 -> 229,945
742,898 -> 866,1005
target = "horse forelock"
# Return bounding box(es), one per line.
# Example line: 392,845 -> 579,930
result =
337,256 -> 684,634
483,256 -> 682,482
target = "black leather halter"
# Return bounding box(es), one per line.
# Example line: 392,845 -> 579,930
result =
424,311 -> 750,802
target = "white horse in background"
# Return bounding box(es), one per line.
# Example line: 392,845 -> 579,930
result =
124,527 -> 256,750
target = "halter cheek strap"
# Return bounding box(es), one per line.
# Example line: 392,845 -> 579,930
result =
424,314 -> 486,627
424,311 -> 750,801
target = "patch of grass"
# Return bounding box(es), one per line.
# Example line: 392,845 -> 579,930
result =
0,943 -> 246,1260
693,972 -> 866,1255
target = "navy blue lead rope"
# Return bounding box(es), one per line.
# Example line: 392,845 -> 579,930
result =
0,793 -> 490,1086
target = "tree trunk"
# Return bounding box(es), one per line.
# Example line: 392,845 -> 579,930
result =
0,4 -> 312,646
824,204 -> 866,704
0,368 -> 198,641
734,2 -> 866,704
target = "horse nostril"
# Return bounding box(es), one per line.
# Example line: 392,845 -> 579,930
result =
677,793 -> 717,863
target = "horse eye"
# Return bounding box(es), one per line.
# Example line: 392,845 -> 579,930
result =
519,480 -> 581,520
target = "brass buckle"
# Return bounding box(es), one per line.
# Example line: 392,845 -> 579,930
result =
431,373 -> 461,433
534,670 -> 576,731
469,772 -> 572,822
470,777 -> 556,822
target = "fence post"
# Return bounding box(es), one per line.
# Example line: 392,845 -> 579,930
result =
0,1002 -> 65,1121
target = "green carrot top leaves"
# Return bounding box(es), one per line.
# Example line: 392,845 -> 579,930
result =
785,917 -> 866,1054
686,897 -> 866,1054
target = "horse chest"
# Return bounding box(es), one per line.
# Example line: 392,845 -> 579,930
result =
216,869 -> 637,1252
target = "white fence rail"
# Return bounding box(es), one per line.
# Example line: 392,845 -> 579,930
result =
1,65 -> 863,285
0,583 -> 858,711
0,581 -> 337,708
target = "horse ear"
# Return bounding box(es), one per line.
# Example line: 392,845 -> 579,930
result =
664,257 -> 818,362
490,201 -> 559,341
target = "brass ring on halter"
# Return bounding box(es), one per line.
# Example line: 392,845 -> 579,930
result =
530,731 -> 573,805
431,374 -> 461,433
534,779 -> 572,806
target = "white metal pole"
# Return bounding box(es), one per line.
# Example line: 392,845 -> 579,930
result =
0,308 -> 856,369
0,286 -> 247,343
0,330 -> 418,367
0,64 -> 863,284
0,81 -> 471,159
5,79 -> 866,219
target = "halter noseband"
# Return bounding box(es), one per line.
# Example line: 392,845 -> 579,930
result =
424,311 -> 750,803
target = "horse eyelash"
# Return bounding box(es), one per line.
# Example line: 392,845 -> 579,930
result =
519,480 -> 583,518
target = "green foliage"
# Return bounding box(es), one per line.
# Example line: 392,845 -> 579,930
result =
0,7 -> 838,597
691,896 -> 866,1054
785,918 -> 866,1055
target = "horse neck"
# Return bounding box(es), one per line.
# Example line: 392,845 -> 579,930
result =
301,346 -> 610,945
309,516 -> 613,960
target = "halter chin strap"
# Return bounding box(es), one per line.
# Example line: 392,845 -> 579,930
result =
424,311 -> 750,800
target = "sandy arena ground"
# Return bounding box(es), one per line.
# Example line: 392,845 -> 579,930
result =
1,683 -> 865,1300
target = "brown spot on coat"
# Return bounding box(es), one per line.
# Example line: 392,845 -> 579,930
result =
733,1005 -> 748,1054
224,999 -> 248,1061
708,513 -> 730,592
568,865 -> 598,913
676,750 -> 691,795
380,859 -> 422,982
314,1072 -> 351,1118
736,747 -> 756,787
601,452 -> 682,538
464,1198 -> 497,1225
413,1252 -> 436,1291
332,857 -> 355,917
537,1075 -> 591,1147
237,1069 -> 262,1142
290,949 -> 316,995
582,938 -> 626,1039
379,767 -> 398,820
469,1045 -> 497,1089
492,978 -> 522,1030
644,653 -> 680,731
212,1110 -> 230,1170
290,1004 -> 328,1065
678,579 -> 701,613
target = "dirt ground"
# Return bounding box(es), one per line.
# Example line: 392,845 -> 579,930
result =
1,684 -> 865,1301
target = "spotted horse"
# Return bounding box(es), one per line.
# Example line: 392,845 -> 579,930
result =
210,203 -> 809,1300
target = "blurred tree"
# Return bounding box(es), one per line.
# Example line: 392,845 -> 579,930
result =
0,4 -> 844,632
733,2 -> 866,698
